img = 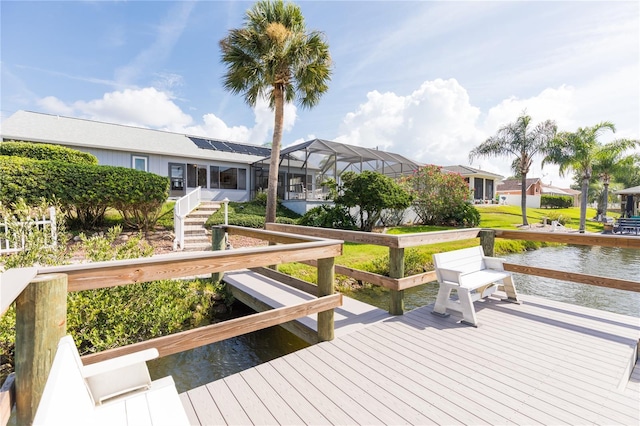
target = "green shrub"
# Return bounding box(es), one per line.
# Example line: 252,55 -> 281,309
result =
79,225 -> 153,261
299,205 -> 357,230
67,279 -> 216,354
206,201 -> 300,228
544,211 -> 571,226
541,194 -> 573,208
364,248 -> 431,277
0,140 -> 98,165
0,156 -> 169,229
448,202 -> 481,227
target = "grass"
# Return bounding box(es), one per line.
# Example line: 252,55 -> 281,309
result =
280,205 -> 615,283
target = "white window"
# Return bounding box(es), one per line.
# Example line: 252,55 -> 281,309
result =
132,155 -> 148,172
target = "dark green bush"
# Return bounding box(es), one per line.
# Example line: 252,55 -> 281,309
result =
0,156 -> 169,229
299,205 -> 357,230
206,201 -> 300,228
447,202 -> 481,227
364,248 -> 431,277
67,279 -> 216,354
0,140 -> 98,165
541,194 -> 573,208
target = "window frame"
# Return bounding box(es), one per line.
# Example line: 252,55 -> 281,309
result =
132,155 -> 149,172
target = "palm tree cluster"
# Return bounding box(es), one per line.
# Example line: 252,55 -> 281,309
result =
471,112 -> 639,233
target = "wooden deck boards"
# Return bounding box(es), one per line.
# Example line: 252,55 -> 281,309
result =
181,292 -> 640,425
223,269 -> 391,339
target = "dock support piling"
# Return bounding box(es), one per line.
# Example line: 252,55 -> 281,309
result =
211,226 -> 226,283
479,229 -> 496,257
317,257 -> 335,341
15,273 -> 67,425
389,247 -> 405,315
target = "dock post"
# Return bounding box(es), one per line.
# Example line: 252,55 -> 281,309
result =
15,273 -> 67,425
479,229 -> 496,257
317,257 -> 335,341
389,247 -> 405,315
211,226 -> 226,283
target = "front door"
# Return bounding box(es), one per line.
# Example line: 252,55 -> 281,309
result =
169,163 -> 186,197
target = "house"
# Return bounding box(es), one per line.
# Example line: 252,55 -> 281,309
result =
613,185 -> 640,217
441,165 -> 503,203
0,111 -> 419,208
541,184 -> 581,207
496,177 -> 543,208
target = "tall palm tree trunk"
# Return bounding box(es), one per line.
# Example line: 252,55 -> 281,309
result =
601,179 -> 610,222
520,174 -> 529,226
579,176 -> 589,232
265,85 -> 285,225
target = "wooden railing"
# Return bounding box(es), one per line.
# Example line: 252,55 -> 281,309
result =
267,224 -> 640,315
0,226 -> 342,425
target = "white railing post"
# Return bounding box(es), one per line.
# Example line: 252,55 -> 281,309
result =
173,187 -> 202,251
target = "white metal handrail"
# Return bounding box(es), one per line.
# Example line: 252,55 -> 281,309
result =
173,187 -> 201,250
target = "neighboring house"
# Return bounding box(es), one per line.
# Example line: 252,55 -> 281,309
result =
496,177 -> 543,208
442,165 -> 503,203
541,184 -> 581,207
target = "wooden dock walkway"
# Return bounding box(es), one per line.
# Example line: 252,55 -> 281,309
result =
223,269 -> 392,343
179,292 -> 639,425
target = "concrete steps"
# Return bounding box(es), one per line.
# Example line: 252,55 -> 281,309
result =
181,201 -> 220,251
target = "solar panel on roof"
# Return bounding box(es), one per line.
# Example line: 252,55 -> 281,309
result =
188,136 -> 270,156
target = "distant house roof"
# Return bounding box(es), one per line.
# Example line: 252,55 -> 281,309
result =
542,185 -> 575,196
496,178 -> 541,192
614,185 -> 640,195
442,165 -> 503,179
0,110 -> 267,163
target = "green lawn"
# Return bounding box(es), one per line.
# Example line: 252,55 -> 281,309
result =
280,205 -> 615,282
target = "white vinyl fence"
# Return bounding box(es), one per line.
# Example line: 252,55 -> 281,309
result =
0,207 -> 57,255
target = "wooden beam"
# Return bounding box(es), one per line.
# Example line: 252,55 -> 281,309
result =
504,263 -> 640,292
266,223 -> 399,246
225,225 -> 312,244
250,267 -> 318,296
396,271 -> 438,291
38,242 -> 342,292
15,274 -> 67,426
493,229 -> 640,249
81,293 -> 342,365
395,228 -> 481,248
229,284 -> 318,344
0,373 -> 15,426
266,223 -> 482,249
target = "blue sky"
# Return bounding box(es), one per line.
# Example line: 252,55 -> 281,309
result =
1,1 -> 638,187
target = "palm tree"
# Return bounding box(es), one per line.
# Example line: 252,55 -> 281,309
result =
543,122 -> 638,231
220,0 -> 332,224
593,143 -> 639,221
470,112 -> 557,226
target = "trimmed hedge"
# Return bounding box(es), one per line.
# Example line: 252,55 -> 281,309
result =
0,140 -> 98,165
541,194 -> 573,209
0,156 -> 169,229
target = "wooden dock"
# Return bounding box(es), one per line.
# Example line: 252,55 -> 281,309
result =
179,292 -> 639,425
223,269 -> 392,343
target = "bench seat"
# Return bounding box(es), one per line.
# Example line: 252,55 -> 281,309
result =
432,246 -> 520,327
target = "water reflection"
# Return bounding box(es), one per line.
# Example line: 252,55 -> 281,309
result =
149,308 -> 308,393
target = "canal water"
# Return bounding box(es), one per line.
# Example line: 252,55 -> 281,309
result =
149,245 -> 639,392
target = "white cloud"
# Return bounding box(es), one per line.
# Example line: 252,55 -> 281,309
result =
334,77 -> 640,188
335,78 -> 483,165
36,88 -> 298,146
74,88 -> 193,128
